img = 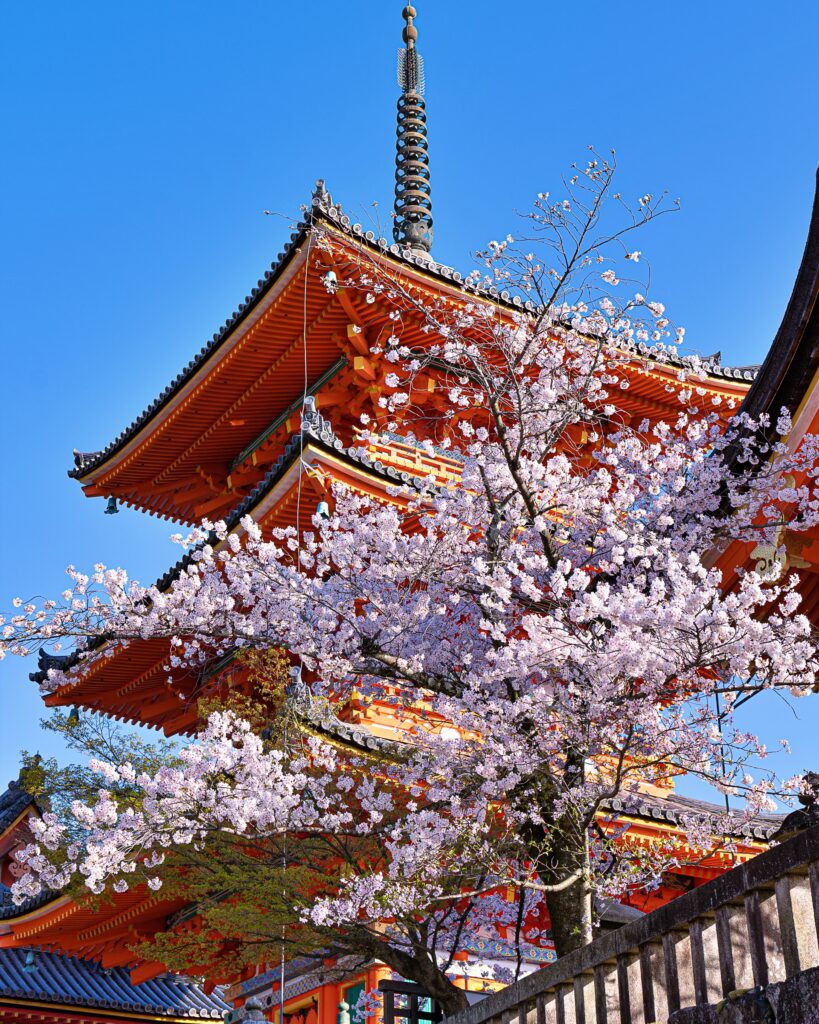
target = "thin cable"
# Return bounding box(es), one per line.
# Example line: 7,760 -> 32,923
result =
714,690 -> 731,816
279,709 -> 288,1024
295,231 -> 315,551
279,217 -> 314,1024
713,689 -> 740,866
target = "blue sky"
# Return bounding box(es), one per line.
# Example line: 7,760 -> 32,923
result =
1,1 -> 818,801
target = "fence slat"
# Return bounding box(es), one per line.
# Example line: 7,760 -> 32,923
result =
745,890 -> 768,988
573,975 -> 595,1024
561,984 -> 576,1024
625,954 -> 644,1024
537,994 -> 557,1024
638,946 -> 655,1024
728,903 -> 755,990
554,986 -> 565,1024
697,917 -> 723,1004
758,887 -> 786,984
592,964 -> 618,1024
715,906 -> 737,994
615,956 -> 631,1024
776,874 -> 802,977
661,933 -> 680,1016
675,926 -> 699,1009
790,874 -> 819,971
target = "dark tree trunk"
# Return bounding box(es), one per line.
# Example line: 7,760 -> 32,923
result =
414,964 -> 470,1017
362,933 -> 469,1017
514,747 -> 594,959
542,832 -> 593,957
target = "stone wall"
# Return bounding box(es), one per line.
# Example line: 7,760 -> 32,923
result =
668,965 -> 819,1024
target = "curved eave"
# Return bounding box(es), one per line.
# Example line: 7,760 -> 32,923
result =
605,793 -> 782,842
738,169 -> 819,425
0,894 -> 71,932
0,889 -> 187,965
67,193 -> 461,500
70,223 -> 313,486
37,423 -> 439,729
69,185 -> 759,522
0,1001 -> 217,1024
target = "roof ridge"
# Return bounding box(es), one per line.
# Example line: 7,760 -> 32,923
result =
70,182 -> 757,485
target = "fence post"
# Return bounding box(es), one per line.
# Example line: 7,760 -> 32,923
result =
773,874 -> 819,977
593,962 -> 619,1024
661,933 -> 680,1017
623,953 -> 644,1024
726,903 -> 755,990
689,917 -> 722,1005
536,992 -> 558,1024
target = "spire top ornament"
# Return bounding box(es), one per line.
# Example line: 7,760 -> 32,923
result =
394,4 -> 433,256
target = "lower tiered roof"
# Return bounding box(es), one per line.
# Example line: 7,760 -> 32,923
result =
0,946 -> 227,1022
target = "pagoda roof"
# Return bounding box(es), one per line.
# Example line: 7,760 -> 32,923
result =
737,169 -> 819,428
0,780 -> 35,834
35,414 -> 453,729
605,791 -> 783,842
68,183 -> 757,524
712,173 -> 819,625
0,946 -> 228,1020
68,182 -> 482,483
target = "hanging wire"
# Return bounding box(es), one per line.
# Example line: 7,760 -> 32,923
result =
295,229 -> 315,555
279,710 -> 288,1024
714,690 -> 732,817
277,205 -> 315,1024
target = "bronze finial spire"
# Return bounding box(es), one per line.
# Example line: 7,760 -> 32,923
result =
394,4 -> 433,256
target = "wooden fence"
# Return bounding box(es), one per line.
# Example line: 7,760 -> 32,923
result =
446,823 -> 819,1024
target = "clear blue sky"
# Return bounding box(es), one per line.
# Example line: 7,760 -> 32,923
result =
1,1 -> 818,802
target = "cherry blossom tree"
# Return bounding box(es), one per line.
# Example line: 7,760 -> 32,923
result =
4,154 -> 819,1010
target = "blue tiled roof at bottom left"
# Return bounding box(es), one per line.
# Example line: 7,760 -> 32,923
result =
0,946 -> 229,1019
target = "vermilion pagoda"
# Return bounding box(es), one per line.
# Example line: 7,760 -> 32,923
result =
3,3 -> 819,1021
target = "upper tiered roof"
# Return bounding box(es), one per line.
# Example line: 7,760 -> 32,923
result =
714,172 -> 819,621
68,183 -> 757,526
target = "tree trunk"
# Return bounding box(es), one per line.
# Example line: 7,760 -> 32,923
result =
516,749 -> 595,958
368,935 -> 470,1017
543,843 -> 593,956
415,964 -> 470,1017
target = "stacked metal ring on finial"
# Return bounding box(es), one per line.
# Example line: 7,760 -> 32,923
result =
394,4 -> 433,254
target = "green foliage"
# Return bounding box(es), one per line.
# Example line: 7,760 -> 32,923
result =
15,652 -> 469,1009
20,709 -> 180,841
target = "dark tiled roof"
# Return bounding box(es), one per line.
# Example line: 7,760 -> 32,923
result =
607,791 -> 783,841
69,182 -> 759,484
736,170 -> 819,425
0,884 -> 61,921
0,947 -> 228,1018
295,694 -> 405,756
0,780 -> 34,832
0,777 -> 62,921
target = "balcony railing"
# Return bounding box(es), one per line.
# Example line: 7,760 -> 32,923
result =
379,980 -> 443,1024
445,823 -> 819,1024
